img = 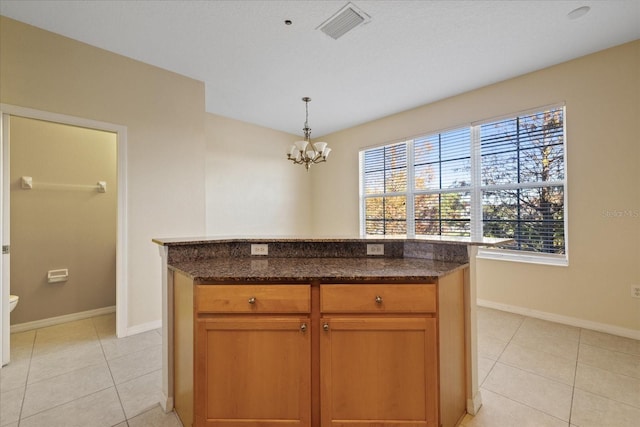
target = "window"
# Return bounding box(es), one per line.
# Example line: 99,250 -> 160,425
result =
362,143 -> 407,235
480,110 -> 565,255
360,105 -> 567,264
414,129 -> 471,237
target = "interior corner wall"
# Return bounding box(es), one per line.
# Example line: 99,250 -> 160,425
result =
205,113 -> 312,236
0,17 -> 207,330
310,40 -> 640,332
10,117 -> 117,324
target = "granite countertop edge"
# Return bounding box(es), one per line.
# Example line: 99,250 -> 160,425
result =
168,257 -> 469,284
153,235 -> 509,247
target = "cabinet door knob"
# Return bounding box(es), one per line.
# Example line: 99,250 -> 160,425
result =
248,297 -> 256,305
300,323 -> 307,332
375,295 -> 383,304
323,323 -> 330,331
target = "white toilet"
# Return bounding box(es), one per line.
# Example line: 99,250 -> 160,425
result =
9,295 -> 19,313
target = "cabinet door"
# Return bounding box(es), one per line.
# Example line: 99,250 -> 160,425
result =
195,317 -> 311,427
320,317 -> 438,427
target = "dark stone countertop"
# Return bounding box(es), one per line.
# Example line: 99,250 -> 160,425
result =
153,235 -> 509,247
169,256 -> 468,284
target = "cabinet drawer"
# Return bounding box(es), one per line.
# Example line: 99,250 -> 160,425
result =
321,284 -> 436,314
196,284 -> 310,314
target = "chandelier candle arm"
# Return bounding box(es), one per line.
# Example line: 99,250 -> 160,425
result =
286,97 -> 331,171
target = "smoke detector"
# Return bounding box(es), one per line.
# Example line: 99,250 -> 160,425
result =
317,2 -> 371,40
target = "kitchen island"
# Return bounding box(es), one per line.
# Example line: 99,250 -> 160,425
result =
154,237 -> 507,427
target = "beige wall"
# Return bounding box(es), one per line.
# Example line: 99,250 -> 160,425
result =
311,41 -> 640,333
205,114 -> 311,236
10,117 -> 117,324
1,17 -> 207,330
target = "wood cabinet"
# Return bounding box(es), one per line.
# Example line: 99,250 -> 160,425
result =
320,317 -> 437,427
195,317 -> 311,426
320,285 -> 438,427
174,269 -> 467,427
190,283 -> 312,427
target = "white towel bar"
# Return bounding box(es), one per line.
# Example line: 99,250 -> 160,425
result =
21,176 -> 106,193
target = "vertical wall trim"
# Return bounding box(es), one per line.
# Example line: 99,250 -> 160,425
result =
159,245 -> 174,412
1,113 -> 10,366
115,123 -> 128,338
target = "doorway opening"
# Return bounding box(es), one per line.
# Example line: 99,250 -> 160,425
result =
1,105 -> 128,365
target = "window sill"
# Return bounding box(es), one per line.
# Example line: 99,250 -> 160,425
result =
476,248 -> 568,267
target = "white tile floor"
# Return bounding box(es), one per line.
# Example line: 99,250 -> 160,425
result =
2,308 -> 638,427
0,313 -> 181,427
461,307 -> 640,427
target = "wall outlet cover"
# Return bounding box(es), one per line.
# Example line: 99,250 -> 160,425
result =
367,244 -> 384,256
251,244 -> 269,256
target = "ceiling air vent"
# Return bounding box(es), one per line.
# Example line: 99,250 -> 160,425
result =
317,2 -> 371,40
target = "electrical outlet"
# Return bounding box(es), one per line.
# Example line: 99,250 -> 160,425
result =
632,285 -> 640,299
250,244 -> 268,256
367,244 -> 384,256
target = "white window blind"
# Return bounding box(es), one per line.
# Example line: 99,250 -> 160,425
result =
360,105 -> 567,262
414,128 -> 471,237
480,108 -> 565,254
362,143 -> 407,235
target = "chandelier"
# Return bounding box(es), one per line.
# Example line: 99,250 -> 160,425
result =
287,97 -> 331,171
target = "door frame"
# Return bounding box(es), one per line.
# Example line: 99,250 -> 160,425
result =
0,104 -> 128,365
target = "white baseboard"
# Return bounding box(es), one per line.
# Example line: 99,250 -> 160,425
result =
467,391 -> 483,416
126,319 -> 162,337
477,299 -> 640,341
161,394 -> 174,413
11,307 -> 163,338
10,306 -> 116,334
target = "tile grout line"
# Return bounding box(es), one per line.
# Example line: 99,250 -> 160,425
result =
496,313 -> 526,360
580,330 -> 640,357
16,329 -> 37,427
567,327 -> 582,426
17,386 -> 117,424
570,373 -> 640,411
93,316 -> 130,426
477,310 -> 525,397
577,343 -> 640,381
509,318 -> 575,424
484,313 -> 521,387
477,311 -> 527,388
19,350 -> 107,389
478,387 -> 572,426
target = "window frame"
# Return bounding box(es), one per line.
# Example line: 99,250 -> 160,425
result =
359,103 -> 568,266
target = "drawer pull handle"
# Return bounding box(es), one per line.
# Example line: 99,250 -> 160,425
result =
375,295 -> 383,304
323,323 -> 330,332
300,323 -> 307,332
248,297 -> 256,305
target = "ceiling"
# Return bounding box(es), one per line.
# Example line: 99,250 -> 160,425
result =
1,1 -> 639,137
